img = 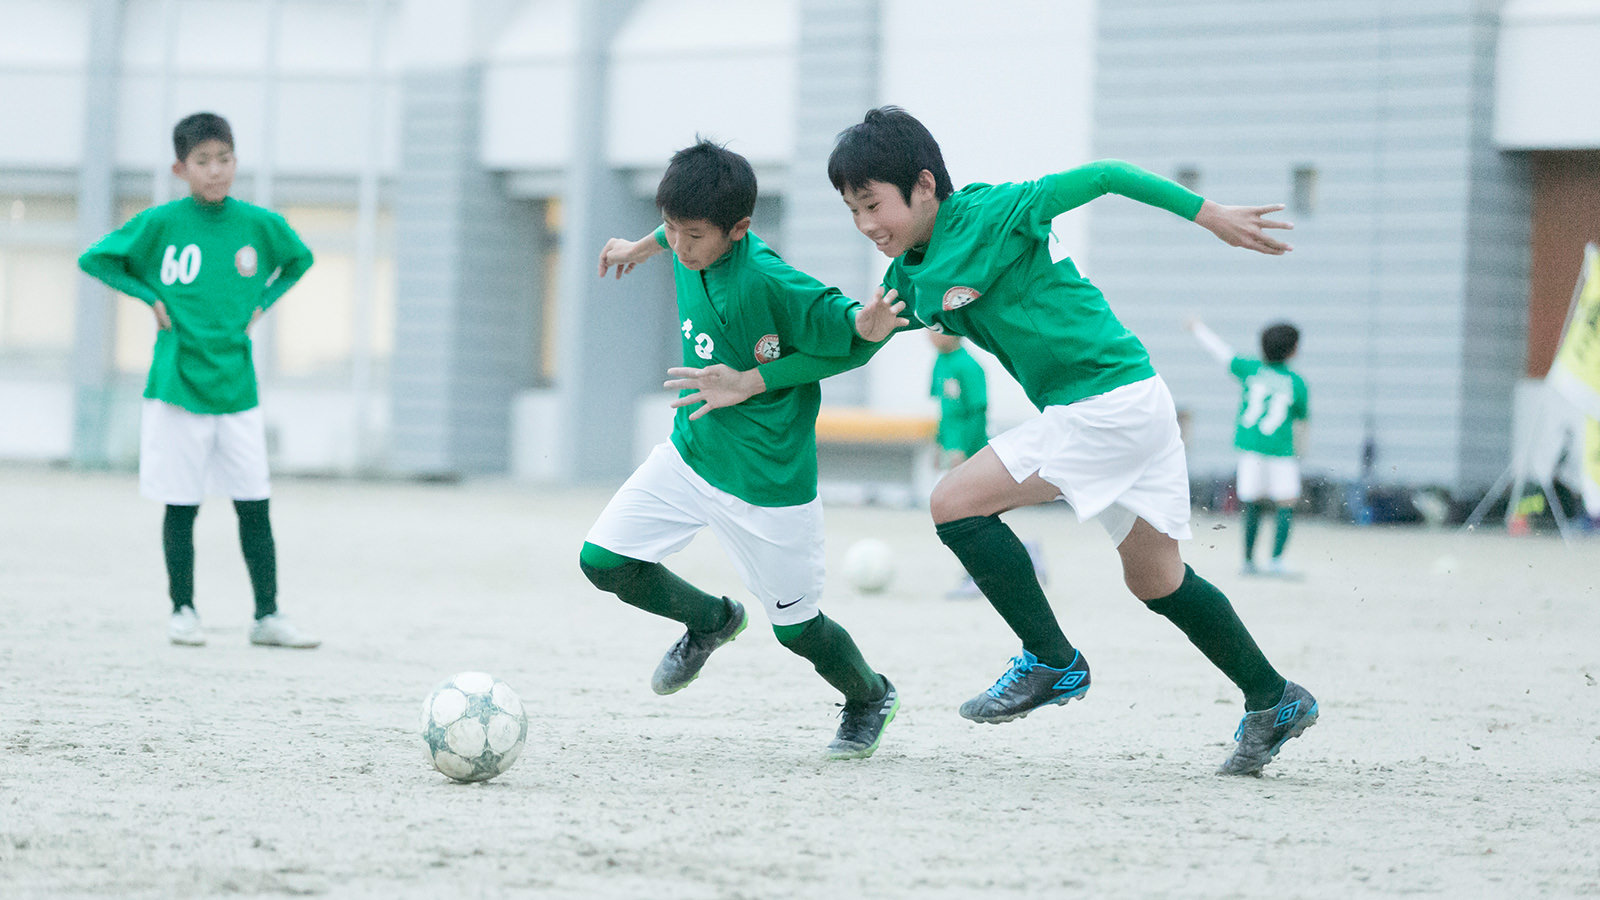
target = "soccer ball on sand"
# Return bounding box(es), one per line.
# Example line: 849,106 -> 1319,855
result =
421,672 -> 528,783
843,538 -> 894,594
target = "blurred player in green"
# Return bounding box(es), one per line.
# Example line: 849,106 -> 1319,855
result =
1188,318 -> 1309,576
674,107 -> 1317,775
929,330 -> 988,467
583,139 -> 905,759
78,112 -> 319,649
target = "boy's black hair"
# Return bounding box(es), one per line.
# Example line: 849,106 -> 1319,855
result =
654,139 -> 757,233
1261,322 -> 1300,363
173,112 -> 234,161
828,106 -> 954,204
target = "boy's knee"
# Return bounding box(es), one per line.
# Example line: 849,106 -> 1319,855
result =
579,542 -> 643,592
773,614 -> 823,649
929,482 -> 969,524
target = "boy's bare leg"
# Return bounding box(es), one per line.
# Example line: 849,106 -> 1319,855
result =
1113,518 -> 1186,599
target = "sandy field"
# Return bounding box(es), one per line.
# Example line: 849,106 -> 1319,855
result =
1,463 -> 1597,899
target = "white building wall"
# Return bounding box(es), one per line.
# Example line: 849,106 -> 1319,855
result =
1494,0 -> 1600,149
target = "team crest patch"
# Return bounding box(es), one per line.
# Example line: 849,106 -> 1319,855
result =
942,286 -> 980,310
235,245 -> 258,278
753,334 -> 782,364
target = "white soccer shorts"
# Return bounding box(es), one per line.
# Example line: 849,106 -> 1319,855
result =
1235,451 -> 1301,503
584,442 -> 826,627
139,399 -> 271,505
988,375 -> 1193,545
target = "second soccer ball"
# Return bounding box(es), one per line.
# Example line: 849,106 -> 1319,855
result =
843,538 -> 894,594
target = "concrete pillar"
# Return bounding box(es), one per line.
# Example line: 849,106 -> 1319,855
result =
70,0 -> 123,468
786,0 -> 882,405
553,0 -> 674,484
388,2 -> 539,476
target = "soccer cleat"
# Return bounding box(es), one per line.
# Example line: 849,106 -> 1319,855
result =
650,598 -> 747,695
249,614 -> 322,649
168,606 -> 205,646
826,676 -> 900,760
1239,560 -> 1260,576
1217,681 -> 1318,776
959,649 -> 1090,724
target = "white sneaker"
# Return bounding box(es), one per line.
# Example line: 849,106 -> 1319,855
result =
168,607 -> 205,646
249,614 -> 321,649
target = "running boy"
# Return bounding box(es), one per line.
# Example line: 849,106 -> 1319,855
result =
78,112 -> 319,649
584,140 -> 903,759
684,108 -> 1318,775
1188,318 -> 1309,576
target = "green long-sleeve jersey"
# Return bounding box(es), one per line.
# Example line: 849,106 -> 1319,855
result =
79,196 -> 313,414
761,160 -> 1205,406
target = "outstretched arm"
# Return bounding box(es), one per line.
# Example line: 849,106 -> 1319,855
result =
1186,318 -> 1235,366
598,229 -> 668,279
665,332 -> 898,420
1036,160 -> 1292,254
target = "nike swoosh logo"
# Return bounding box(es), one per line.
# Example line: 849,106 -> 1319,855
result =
775,595 -> 806,609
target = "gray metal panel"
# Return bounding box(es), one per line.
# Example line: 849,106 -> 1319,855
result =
390,67 -> 539,476
1095,1 -> 1525,492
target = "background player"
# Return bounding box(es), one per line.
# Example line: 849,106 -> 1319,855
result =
583,139 -> 904,760
78,112 -> 319,649
1188,318 -> 1310,576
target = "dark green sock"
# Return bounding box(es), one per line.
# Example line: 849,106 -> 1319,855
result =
935,515 -> 1074,667
1144,565 -> 1287,711
234,499 -> 277,619
1242,502 -> 1263,562
774,614 -> 885,705
579,542 -> 728,633
1272,505 -> 1294,559
162,504 -> 199,612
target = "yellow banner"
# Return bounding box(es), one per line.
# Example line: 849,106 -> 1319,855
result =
1585,418 -> 1600,518
1550,244 -> 1600,418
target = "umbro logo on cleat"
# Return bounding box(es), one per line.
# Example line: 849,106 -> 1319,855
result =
1274,701 -> 1301,727
1053,672 -> 1085,691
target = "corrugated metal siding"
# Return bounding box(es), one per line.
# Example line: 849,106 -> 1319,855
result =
1095,0 -> 1526,491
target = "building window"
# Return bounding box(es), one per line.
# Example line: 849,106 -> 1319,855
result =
0,194 -> 79,374
1292,165 -> 1318,216
1174,167 -> 1201,193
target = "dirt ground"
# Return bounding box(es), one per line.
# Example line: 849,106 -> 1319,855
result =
2,464 -> 1597,898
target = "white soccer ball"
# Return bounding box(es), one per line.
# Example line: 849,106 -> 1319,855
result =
843,538 -> 894,593
420,671 -> 528,783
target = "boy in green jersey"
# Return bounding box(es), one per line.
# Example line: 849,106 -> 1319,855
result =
1189,318 -> 1309,576
583,140 -> 905,759
678,108 -> 1317,775
78,112 -> 319,650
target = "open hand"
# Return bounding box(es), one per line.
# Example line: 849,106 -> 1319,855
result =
855,287 -> 909,342
598,237 -> 650,279
664,364 -> 766,420
1194,201 -> 1294,255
